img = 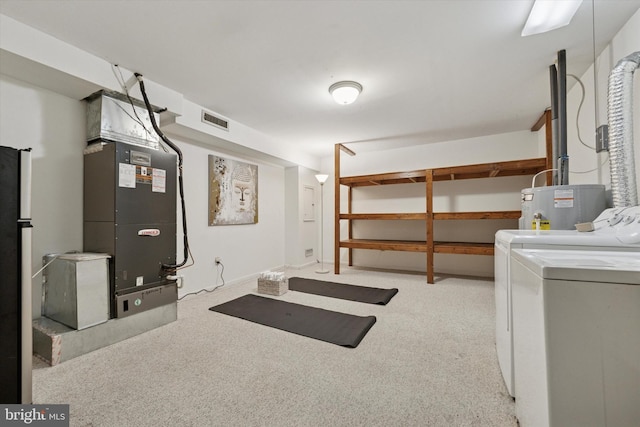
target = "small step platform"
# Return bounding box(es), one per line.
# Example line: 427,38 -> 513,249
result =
33,302 -> 177,365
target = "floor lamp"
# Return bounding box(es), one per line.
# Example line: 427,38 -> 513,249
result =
315,174 -> 330,274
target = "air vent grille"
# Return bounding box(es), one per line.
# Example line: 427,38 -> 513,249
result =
201,110 -> 229,131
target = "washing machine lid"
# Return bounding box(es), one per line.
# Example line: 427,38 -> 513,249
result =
511,249 -> 640,284
495,229 -> 635,247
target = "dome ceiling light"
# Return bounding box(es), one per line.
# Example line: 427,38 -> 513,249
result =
329,81 -> 363,105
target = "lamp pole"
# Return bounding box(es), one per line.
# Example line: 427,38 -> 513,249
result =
315,174 -> 329,274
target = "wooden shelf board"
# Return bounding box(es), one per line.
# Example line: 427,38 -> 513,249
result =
339,158 -> 547,187
432,158 -> 547,181
433,211 -> 521,220
340,213 -> 428,220
340,211 -> 520,220
434,242 -> 494,255
340,170 -> 427,187
340,239 -> 495,255
339,239 -> 427,252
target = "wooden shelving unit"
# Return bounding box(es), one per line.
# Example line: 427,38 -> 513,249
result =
333,143 -> 549,283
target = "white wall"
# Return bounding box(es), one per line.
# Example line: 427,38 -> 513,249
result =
0,74 -> 289,317
284,166 -> 322,269
284,167 -> 300,266
566,9 -> 640,203
1,75 -> 86,317
170,139 -> 286,297
338,130 -> 541,175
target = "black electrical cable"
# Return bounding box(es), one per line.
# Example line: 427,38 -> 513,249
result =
135,73 -> 190,272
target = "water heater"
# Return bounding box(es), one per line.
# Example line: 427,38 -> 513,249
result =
520,184 -> 607,230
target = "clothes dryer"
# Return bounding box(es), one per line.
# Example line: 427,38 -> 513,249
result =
494,206 -> 640,396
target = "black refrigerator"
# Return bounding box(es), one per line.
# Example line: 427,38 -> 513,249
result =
0,145 -> 32,404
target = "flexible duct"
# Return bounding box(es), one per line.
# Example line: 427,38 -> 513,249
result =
608,51 -> 640,207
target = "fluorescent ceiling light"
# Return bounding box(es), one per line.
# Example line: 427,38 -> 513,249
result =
329,81 -> 362,105
522,0 -> 583,37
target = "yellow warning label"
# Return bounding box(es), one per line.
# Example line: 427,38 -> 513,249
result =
531,220 -> 551,230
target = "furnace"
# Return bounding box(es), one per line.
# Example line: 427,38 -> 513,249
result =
83,90 -> 178,318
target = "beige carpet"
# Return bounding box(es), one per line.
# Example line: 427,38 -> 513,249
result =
32,265 -> 516,427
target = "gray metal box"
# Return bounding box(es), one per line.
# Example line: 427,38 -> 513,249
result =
115,282 -> 178,318
85,89 -> 160,149
596,124 -> 609,153
43,253 -> 110,330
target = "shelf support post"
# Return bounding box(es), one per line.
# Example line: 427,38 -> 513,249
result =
334,143 -> 341,274
348,187 -> 353,266
426,169 -> 434,284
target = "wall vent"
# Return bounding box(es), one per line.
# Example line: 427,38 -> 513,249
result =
305,249 -> 313,257
201,110 -> 229,131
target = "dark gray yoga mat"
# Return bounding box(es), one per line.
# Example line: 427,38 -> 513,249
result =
209,294 -> 376,348
289,277 -> 398,305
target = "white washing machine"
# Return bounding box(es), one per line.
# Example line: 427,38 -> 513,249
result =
494,206 -> 640,397
510,248 -> 640,427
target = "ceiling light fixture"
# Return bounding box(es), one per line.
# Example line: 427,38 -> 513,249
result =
329,81 -> 362,105
521,0 -> 583,37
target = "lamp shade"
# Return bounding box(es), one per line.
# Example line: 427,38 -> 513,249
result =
329,81 -> 362,105
315,174 -> 329,184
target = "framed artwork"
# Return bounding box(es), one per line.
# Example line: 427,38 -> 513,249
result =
208,155 -> 258,225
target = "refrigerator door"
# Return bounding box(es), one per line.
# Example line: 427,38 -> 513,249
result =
0,146 -> 32,404
0,146 -> 20,403
19,149 -> 32,404
20,224 -> 32,404
20,149 -> 32,219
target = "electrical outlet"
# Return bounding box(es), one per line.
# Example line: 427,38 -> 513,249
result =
215,256 -> 222,264
596,124 -> 609,153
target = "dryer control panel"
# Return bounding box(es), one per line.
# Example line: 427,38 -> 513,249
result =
592,206 -> 640,244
